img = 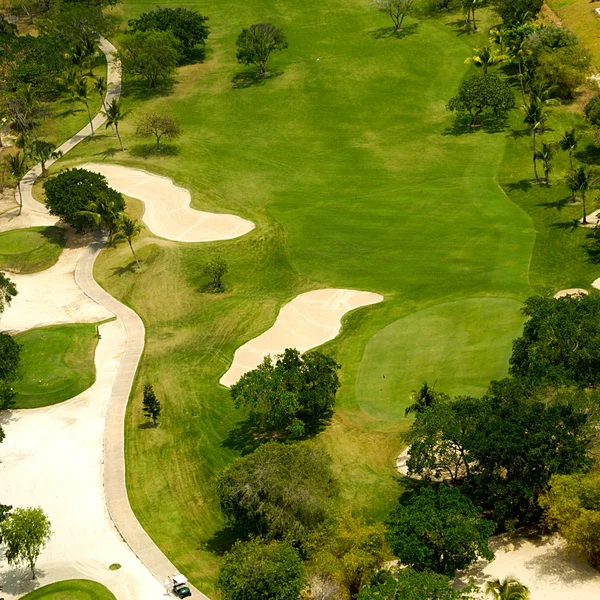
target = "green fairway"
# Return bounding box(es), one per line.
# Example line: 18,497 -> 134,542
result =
20,579 -> 116,600
14,323 -> 99,409
43,0 -> 580,594
0,227 -> 65,274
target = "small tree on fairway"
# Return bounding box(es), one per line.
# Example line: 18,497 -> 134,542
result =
236,23 -> 288,75
102,99 -> 130,152
203,255 -> 228,290
136,113 -> 181,149
485,577 -> 530,599
0,507 -> 51,579
30,141 -> 62,178
464,45 -> 507,74
537,141 -> 555,185
3,152 -> 28,215
565,166 -> 597,224
142,383 -> 161,425
115,215 -> 141,269
373,0 -> 415,32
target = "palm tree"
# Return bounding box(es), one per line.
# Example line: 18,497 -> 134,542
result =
537,141 -> 555,185
523,102 -> 545,183
465,45 -> 507,74
565,166 -> 597,224
69,42 -> 87,75
76,77 -> 94,137
102,99 -> 130,151
31,140 -> 62,178
489,26 -> 507,53
508,24 -> 534,104
79,192 -> 124,242
560,128 -> 581,201
115,215 -> 142,269
485,576 -> 530,599
80,36 -> 98,76
3,152 -> 29,215
59,69 -> 80,115
405,381 -> 440,416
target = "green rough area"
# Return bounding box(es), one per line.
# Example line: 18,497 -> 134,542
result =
20,579 -> 116,600
0,227 -> 65,274
48,0 -> 598,594
14,323 -> 99,409
356,298 -> 525,421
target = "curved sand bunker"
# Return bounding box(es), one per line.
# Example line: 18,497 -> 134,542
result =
554,288 -> 589,299
82,163 -> 255,243
220,288 -> 383,387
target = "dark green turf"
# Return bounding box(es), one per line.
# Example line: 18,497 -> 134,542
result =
20,579 -> 116,600
0,227 -> 65,274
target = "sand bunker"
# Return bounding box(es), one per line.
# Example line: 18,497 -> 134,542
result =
220,288 -> 383,387
0,243 -> 111,333
581,210 -> 600,227
0,320 -> 163,599
81,163 -> 255,243
554,288 -> 589,299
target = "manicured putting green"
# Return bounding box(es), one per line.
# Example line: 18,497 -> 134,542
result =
20,579 -> 116,599
14,323 -> 99,409
356,297 -> 525,421
0,226 -> 65,273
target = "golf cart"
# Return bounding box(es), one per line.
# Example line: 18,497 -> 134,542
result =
172,573 -> 192,598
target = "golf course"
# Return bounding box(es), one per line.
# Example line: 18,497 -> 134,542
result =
1,0 -> 600,597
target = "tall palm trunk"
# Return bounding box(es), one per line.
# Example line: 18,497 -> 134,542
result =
128,239 -> 141,269
582,190 -> 587,224
518,60 -> 526,105
569,151 -> 576,202
101,93 -> 115,135
115,122 -> 124,151
16,181 -> 22,215
532,128 -> 539,182
471,6 -> 477,30
85,101 -> 94,137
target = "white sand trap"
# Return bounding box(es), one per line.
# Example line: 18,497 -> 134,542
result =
0,320 -> 163,599
554,288 -> 589,299
581,210 -> 600,227
0,243 -> 111,333
220,288 -> 383,387
592,278 -> 600,290
81,163 -> 255,243
460,534 -> 600,600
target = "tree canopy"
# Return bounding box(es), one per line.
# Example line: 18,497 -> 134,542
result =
216,538 -> 304,600
216,441 -> 337,541
386,485 -> 495,576
43,168 -> 125,231
230,348 -> 340,437
236,23 -> 288,75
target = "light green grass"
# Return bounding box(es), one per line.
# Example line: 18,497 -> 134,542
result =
20,579 -> 116,600
0,227 -> 65,274
14,323 -> 99,409
43,2 -> 557,595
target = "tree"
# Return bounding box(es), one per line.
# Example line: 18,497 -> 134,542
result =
203,255 -> 228,290
30,140 -> 62,178
585,93 -> 600,127
306,512 -> 389,597
216,538 -> 304,600
93,75 -> 108,110
58,68 -> 80,115
236,23 -> 288,75
523,102 -> 544,182
0,14 -> 17,36
485,577 -> 530,599
357,569 -> 478,600
136,112 -> 181,148
404,381 -> 445,416
230,348 -> 340,437
216,442 -> 337,541
539,472 -> 600,568
559,128 -> 580,201
142,383 -> 161,425
494,0 -> 542,25
75,76 -> 94,137
536,45 -> 592,100
373,0 -> 415,32
465,45 -> 507,73
536,141 -> 555,185
128,7 -> 210,59
43,168 -> 125,230
102,98 -> 130,152
0,273 -> 17,315
0,332 -> 21,414
386,486 -> 495,576
115,215 -> 141,269
79,192 -> 125,243
119,30 -> 182,88
3,152 -> 28,215
447,74 -> 514,127
0,507 -> 51,579
564,166 -> 597,225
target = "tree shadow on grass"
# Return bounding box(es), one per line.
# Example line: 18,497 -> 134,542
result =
120,77 -> 175,101
368,23 -> 419,40
445,18 -> 474,37
111,261 -> 138,276
508,128 -> 530,140
232,70 -> 283,89
537,197 -> 573,211
128,143 -> 179,159
549,219 -> 581,232
222,419 -> 266,456
95,147 -> 120,160
504,179 -> 533,193
200,524 -> 250,556
443,114 -> 508,136
574,143 -> 600,165
138,421 -> 158,430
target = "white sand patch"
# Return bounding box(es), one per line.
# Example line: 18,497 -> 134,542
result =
579,210 -> 600,227
554,288 -> 589,299
0,320 -> 164,599
592,278 -> 600,290
220,288 -> 383,387
0,242 -> 111,333
81,163 -> 255,243
460,534 -> 600,600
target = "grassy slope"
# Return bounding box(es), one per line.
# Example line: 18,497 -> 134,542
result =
14,323 -> 99,409
0,226 -> 65,273
20,580 -> 116,600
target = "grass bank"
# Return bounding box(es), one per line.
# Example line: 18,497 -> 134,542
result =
20,580 -> 116,600
0,226 -> 65,273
